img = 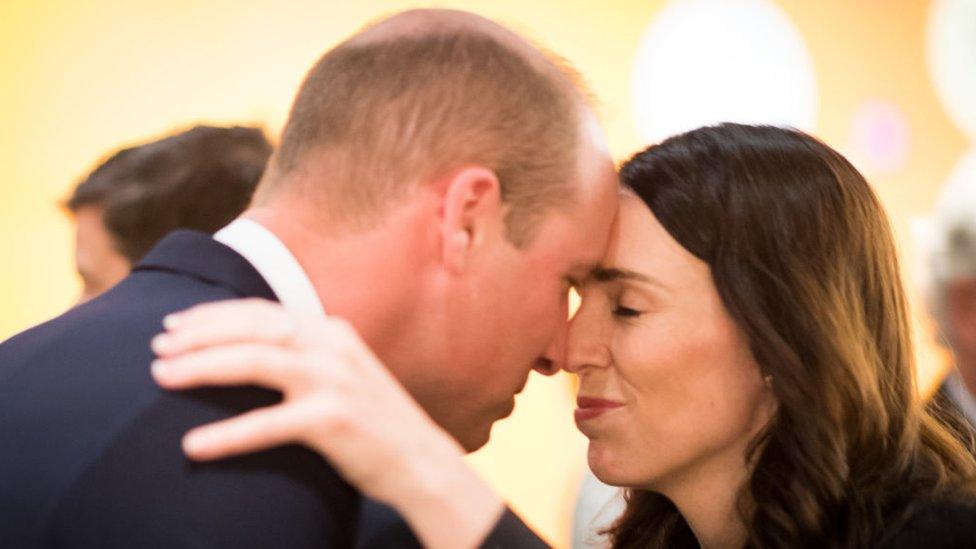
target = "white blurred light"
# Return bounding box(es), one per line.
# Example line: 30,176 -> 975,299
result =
935,151 -> 976,222
927,0 -> 976,139
632,0 -> 818,145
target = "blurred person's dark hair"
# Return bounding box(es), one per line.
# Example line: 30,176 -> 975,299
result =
65,125 -> 271,301
66,125 -> 272,262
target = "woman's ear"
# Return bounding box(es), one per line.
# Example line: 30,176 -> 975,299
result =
439,166 -> 502,273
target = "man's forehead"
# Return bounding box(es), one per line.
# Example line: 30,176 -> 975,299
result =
575,163 -> 620,226
572,109 -> 617,205
551,191 -> 618,269
578,108 -> 610,158
584,180 -> 619,260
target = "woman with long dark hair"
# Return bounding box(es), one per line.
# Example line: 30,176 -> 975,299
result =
586,123 -> 976,547
154,124 -> 976,547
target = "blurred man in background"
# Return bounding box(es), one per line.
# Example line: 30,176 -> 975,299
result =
926,175 -> 976,431
65,125 -> 272,301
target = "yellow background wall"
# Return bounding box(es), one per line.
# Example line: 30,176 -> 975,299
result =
0,1 -> 968,547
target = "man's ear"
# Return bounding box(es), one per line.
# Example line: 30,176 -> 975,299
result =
439,166 -> 502,273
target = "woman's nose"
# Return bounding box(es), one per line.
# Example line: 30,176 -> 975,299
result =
564,307 -> 610,374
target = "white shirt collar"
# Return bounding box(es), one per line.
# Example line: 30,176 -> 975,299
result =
945,370 -> 976,427
213,218 -> 326,319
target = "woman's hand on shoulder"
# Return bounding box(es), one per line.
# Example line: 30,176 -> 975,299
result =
150,298 -> 503,549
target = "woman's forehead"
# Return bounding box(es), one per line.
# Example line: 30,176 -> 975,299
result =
604,195 -> 708,286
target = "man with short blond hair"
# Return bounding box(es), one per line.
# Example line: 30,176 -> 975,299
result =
0,9 -> 616,548
235,9 -> 615,454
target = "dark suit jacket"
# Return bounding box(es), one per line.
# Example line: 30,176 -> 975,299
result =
357,498 -> 551,549
0,230 -> 358,548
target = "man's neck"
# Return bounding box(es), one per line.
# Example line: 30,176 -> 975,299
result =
240,200 -> 432,356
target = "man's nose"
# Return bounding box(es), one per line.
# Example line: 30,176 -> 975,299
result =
533,316 -> 568,376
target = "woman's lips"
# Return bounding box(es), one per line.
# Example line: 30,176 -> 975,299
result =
574,396 -> 624,423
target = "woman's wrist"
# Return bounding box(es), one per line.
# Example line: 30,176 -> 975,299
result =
381,429 -> 503,549
398,455 -> 505,549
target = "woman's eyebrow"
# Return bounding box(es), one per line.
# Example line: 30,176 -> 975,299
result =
589,266 -> 668,290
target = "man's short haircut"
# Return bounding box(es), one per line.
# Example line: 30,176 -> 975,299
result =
66,125 -> 272,262
259,28 -> 583,246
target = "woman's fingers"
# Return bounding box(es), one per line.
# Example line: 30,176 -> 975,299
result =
152,343 -> 301,392
152,299 -> 296,357
182,404 -> 303,461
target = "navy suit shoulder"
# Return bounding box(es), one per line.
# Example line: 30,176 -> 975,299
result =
0,231 -> 358,548
356,499 -> 422,549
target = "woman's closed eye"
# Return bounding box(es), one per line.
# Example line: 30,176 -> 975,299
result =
613,304 -> 643,318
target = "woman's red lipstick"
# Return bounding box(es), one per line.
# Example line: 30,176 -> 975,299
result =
575,396 -> 623,423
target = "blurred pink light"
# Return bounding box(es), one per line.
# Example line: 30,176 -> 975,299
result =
850,99 -> 911,174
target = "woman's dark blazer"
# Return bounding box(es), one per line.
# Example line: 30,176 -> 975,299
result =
883,495 -> 976,548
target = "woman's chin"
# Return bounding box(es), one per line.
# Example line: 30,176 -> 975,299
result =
587,442 -> 629,487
